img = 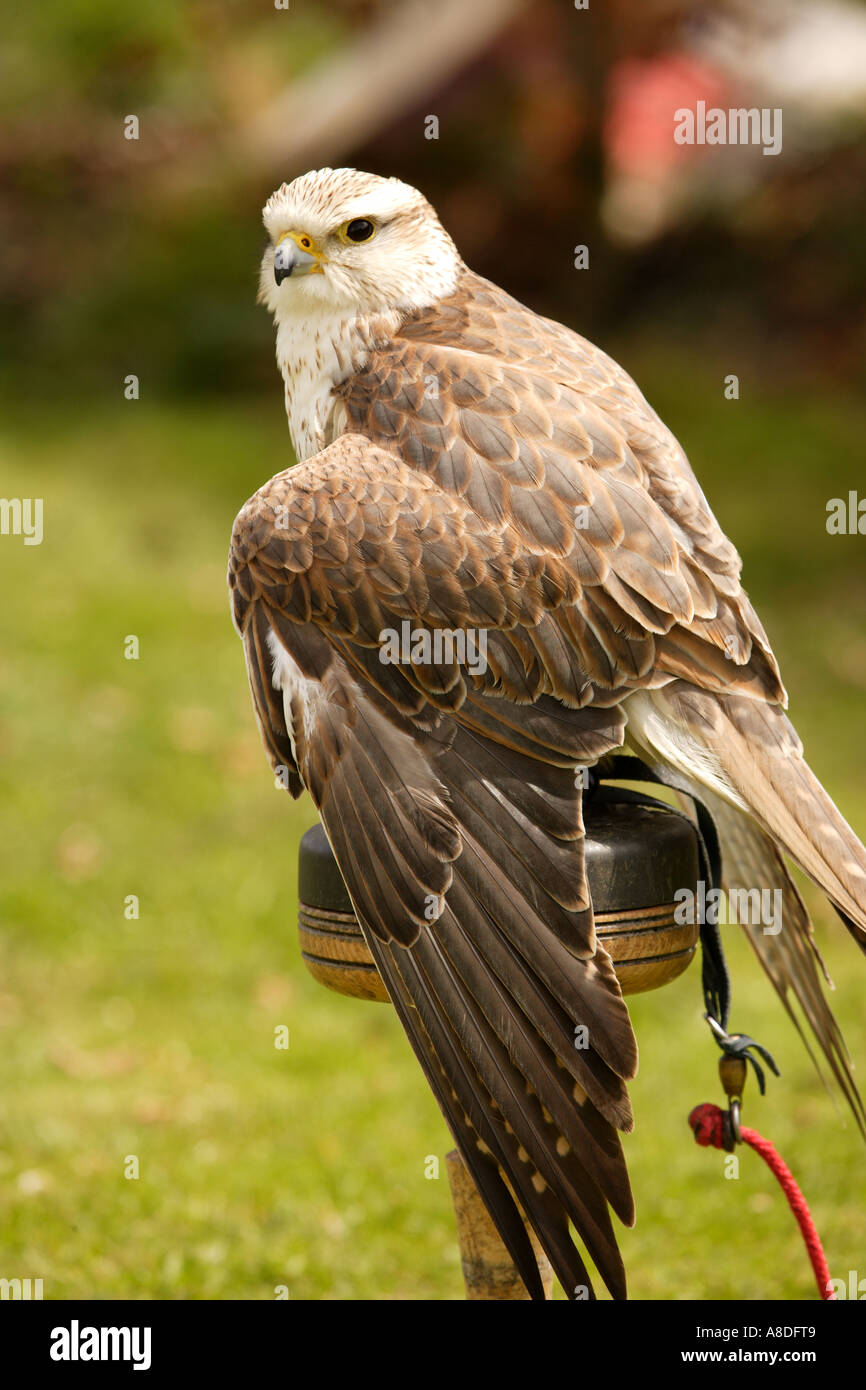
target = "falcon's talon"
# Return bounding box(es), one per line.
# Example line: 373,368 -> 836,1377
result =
704,1014 -> 780,1097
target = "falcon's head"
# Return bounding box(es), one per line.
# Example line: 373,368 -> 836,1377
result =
259,168 -> 461,319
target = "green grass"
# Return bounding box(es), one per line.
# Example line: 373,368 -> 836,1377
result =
0,377 -> 864,1300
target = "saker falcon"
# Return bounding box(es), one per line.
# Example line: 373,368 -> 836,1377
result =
228,168 -> 866,1300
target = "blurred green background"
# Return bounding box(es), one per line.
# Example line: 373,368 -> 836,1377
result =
1,0 -> 865,1300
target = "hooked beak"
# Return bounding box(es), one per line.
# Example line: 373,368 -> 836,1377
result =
273,231 -> 324,284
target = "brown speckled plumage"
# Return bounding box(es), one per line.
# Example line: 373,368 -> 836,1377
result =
229,170 -> 866,1300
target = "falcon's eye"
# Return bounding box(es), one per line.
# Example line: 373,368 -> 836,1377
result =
342,218 -> 376,244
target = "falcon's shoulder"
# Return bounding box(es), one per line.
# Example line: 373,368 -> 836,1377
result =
229,432 -> 536,643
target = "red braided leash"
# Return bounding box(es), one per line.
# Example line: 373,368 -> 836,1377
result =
689,1102 -> 835,1300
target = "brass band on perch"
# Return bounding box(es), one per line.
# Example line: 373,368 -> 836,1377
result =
298,896 -> 698,1001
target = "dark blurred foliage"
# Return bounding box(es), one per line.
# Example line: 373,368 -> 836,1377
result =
1,0 -> 864,403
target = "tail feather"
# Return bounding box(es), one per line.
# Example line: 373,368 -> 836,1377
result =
665,686 -> 866,941
631,681 -> 866,1136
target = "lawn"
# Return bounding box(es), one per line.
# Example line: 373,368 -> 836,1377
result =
1,364 -> 864,1299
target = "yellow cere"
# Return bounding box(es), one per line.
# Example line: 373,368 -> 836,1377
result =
278,230 -> 319,253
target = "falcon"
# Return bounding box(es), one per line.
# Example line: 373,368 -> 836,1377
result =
228,167 -> 866,1300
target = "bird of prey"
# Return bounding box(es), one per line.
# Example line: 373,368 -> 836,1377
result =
228,167 -> 866,1300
